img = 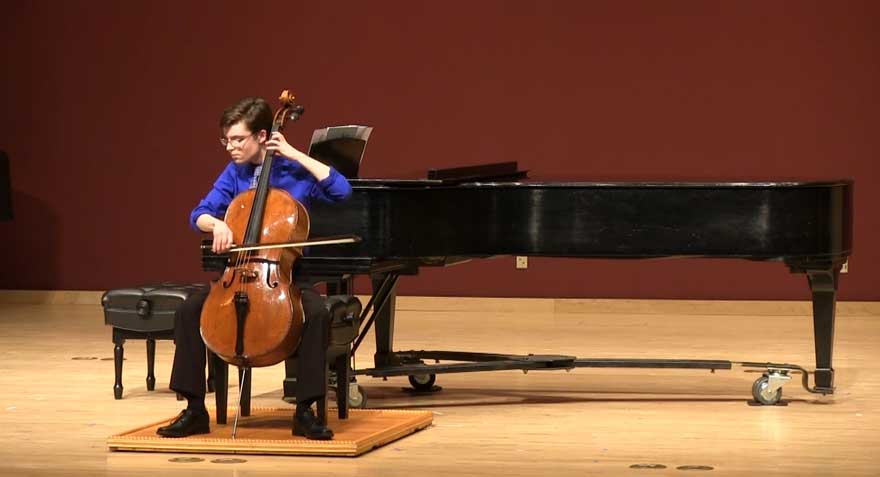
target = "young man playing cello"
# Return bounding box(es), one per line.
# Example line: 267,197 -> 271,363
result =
156,96 -> 352,440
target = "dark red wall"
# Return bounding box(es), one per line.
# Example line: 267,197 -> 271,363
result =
2,1 -> 877,299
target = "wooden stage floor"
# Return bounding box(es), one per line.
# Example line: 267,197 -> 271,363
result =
0,294 -> 878,476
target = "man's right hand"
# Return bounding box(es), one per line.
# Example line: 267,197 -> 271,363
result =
212,220 -> 234,253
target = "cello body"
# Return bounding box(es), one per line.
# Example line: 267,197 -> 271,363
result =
200,188 -> 309,368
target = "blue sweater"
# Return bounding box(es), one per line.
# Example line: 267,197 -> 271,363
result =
190,158 -> 352,230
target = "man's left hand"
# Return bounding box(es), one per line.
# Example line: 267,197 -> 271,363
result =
266,132 -> 300,161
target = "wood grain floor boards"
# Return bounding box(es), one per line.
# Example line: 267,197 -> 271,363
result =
0,296 -> 877,476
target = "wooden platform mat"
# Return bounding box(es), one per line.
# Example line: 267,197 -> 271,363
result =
108,407 -> 432,457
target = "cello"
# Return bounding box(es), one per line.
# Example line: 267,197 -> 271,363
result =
199,91 -> 355,370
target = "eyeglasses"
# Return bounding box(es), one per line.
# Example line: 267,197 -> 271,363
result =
219,134 -> 254,148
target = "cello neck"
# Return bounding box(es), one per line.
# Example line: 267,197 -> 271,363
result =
241,92 -> 304,246
241,128 -> 278,245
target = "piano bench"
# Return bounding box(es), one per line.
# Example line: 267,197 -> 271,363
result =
101,282 -> 209,399
211,295 -> 364,427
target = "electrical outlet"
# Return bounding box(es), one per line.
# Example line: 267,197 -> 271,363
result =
515,256 -> 528,269
841,261 -> 849,273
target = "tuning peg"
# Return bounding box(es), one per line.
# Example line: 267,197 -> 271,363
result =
288,105 -> 305,120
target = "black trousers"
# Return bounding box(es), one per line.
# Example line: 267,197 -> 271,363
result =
169,283 -> 330,404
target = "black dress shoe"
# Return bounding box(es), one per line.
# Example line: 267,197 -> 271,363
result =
293,409 -> 334,440
156,409 -> 210,438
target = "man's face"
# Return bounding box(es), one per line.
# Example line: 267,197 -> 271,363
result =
222,121 -> 265,165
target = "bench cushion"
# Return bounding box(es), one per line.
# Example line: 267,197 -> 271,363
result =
102,282 -> 208,332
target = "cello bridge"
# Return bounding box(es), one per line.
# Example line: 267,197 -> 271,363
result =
235,268 -> 260,282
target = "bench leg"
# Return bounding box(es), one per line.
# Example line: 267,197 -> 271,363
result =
335,353 -> 350,419
112,330 -> 124,399
145,338 -> 156,391
213,354 -> 228,424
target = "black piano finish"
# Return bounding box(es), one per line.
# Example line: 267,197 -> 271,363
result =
296,179 -> 852,394
307,180 -> 851,263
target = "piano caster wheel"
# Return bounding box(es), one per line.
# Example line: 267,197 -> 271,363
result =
408,374 -> 437,392
751,372 -> 787,405
348,383 -> 367,409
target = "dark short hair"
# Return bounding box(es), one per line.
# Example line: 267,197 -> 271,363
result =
219,97 -> 272,134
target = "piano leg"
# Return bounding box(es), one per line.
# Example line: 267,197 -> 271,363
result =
806,267 -> 840,393
372,274 -> 399,368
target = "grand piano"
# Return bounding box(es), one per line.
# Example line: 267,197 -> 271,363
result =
205,131 -> 853,406
291,141 -> 853,405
